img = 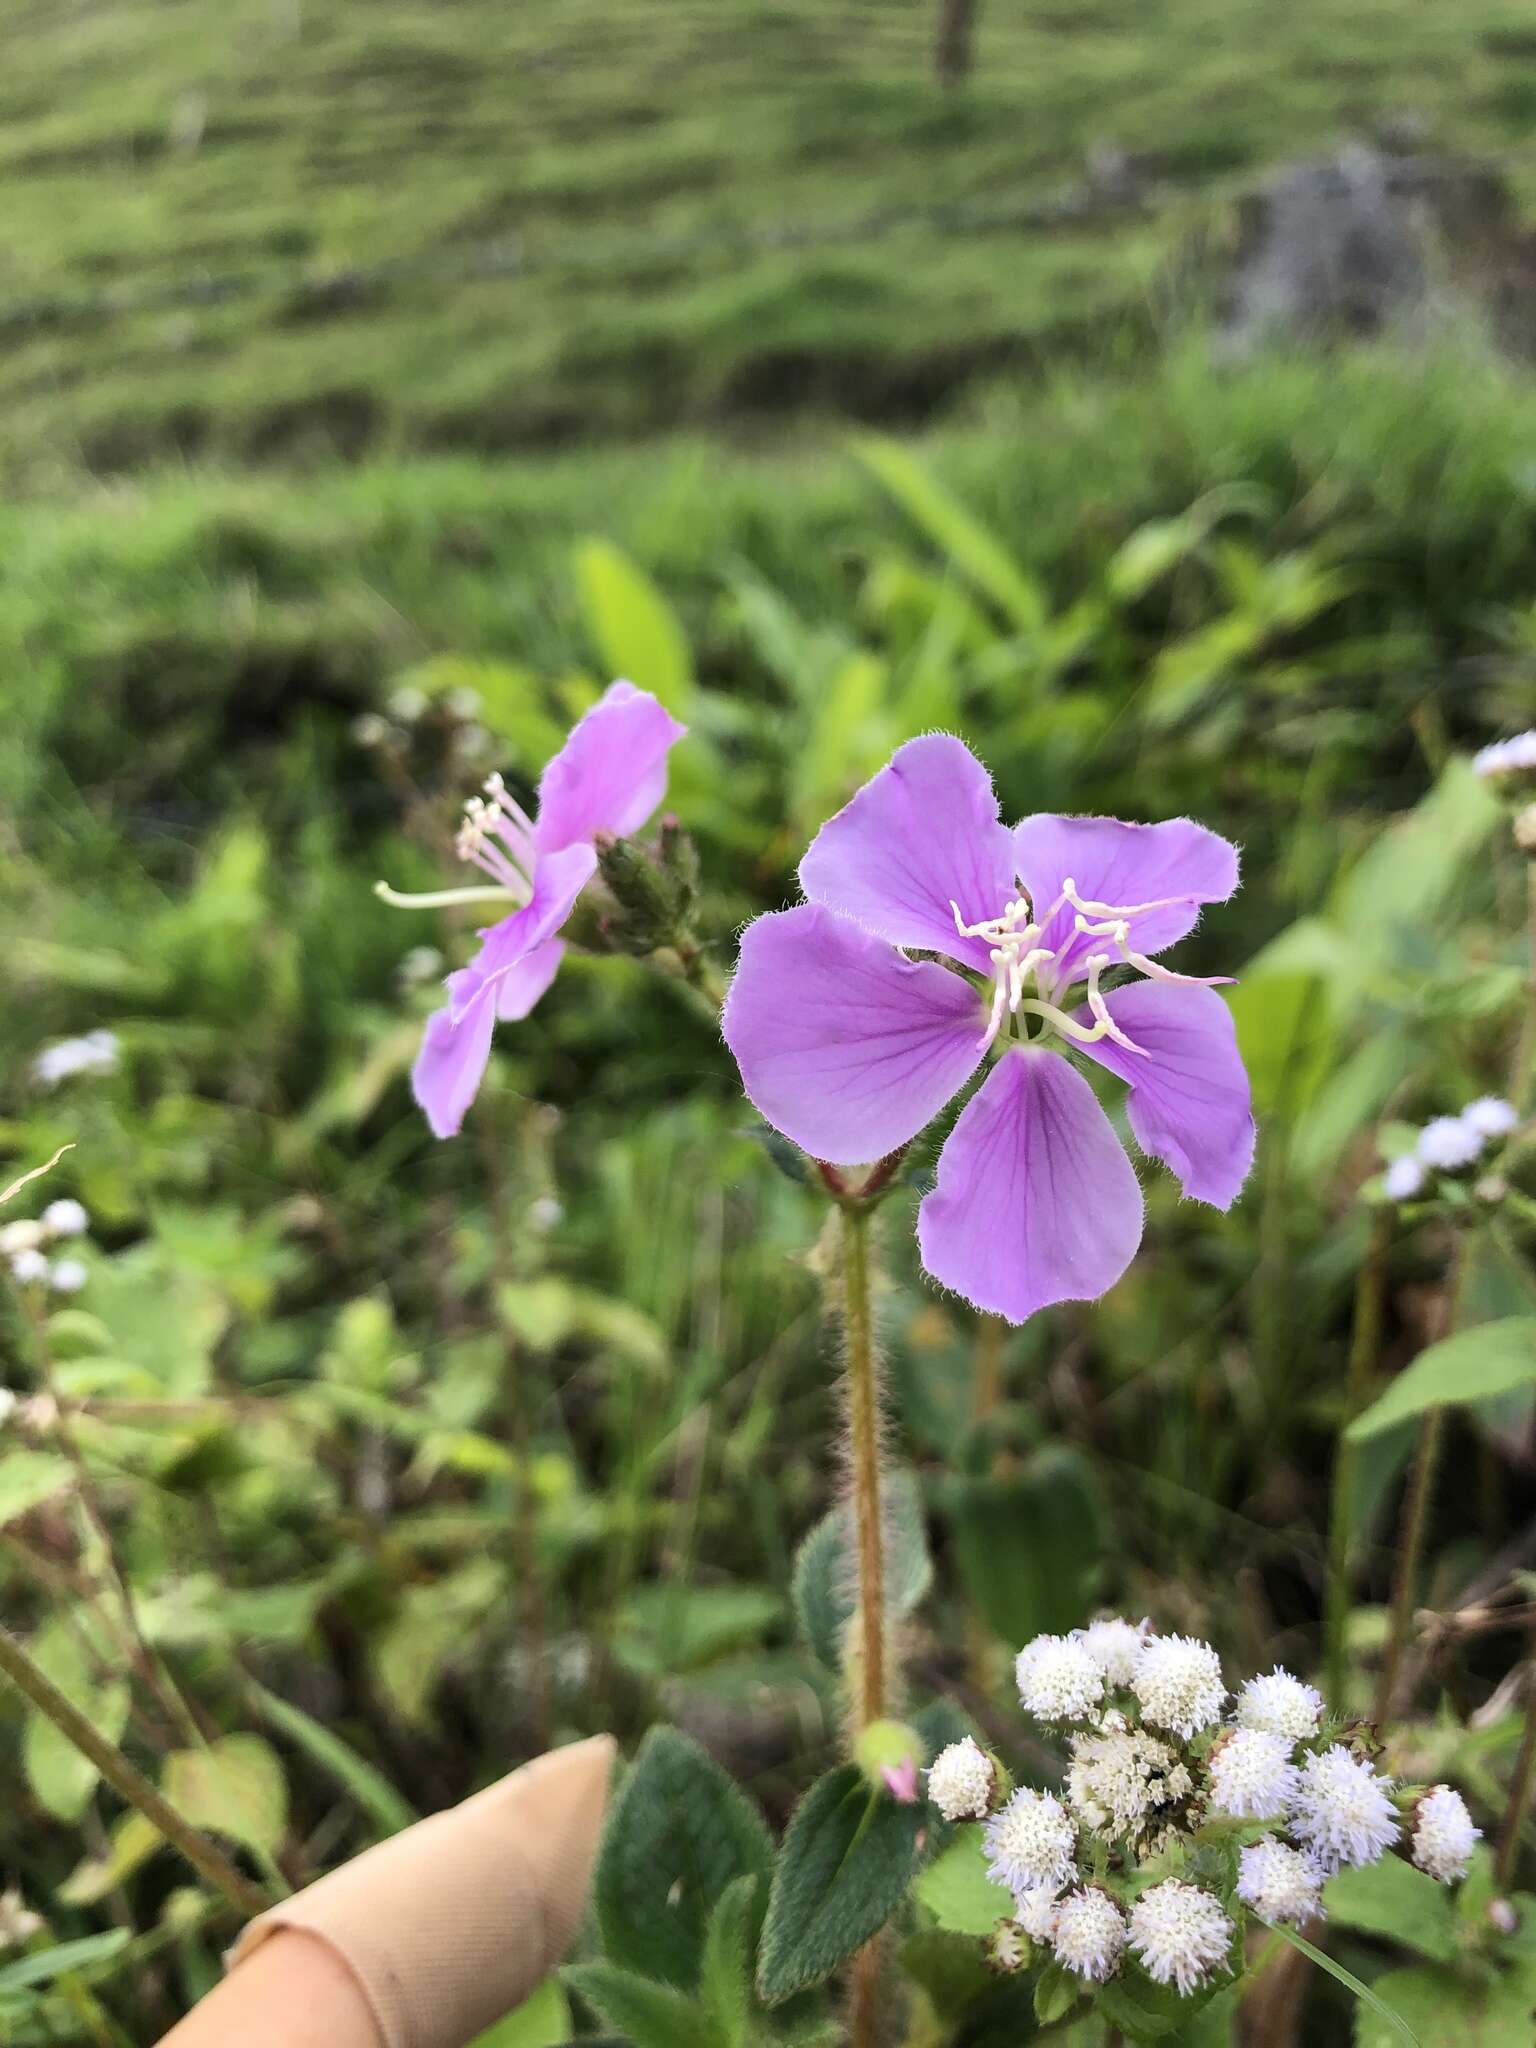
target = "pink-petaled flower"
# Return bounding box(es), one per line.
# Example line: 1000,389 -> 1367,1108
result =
391,682 -> 686,1137
722,736 -> 1253,1322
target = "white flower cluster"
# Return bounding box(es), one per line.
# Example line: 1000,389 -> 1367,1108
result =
1,1200 -> 91,1297
932,1624 -> 1482,2010
1383,1095 -> 1521,1204
1473,729 -> 1536,790
31,1029 -> 120,1089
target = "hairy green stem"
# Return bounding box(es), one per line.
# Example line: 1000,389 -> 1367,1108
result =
841,1204 -> 886,1731
0,1624 -> 269,1917
1497,1662 -> 1536,1889
1323,1209 -> 1392,1710
1373,1406 -> 1444,1727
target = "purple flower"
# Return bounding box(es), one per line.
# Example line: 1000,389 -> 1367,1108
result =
722,735 -> 1253,1323
399,681 -> 685,1137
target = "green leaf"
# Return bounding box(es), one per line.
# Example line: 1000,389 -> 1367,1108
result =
791,1467 -> 932,1672
565,1962 -> 725,2048
572,538 -> 694,713
1351,1959 -> 1536,2046
0,1449 -> 73,1527
0,1931 -> 129,1992
700,1875 -> 759,2047
466,1979 -> 570,2047
1033,1960 -> 1081,2026
1273,1925 -> 1421,2045
1347,1320 -> 1536,1442
595,1726 -> 772,1993
1325,1855 -> 1462,1964
1096,1957 -> 1228,2041
852,436 -> 1046,633
944,1446 -> 1106,1644
22,1617 -> 130,1822
1230,969 -> 1336,1122
757,1763 -> 933,2005
59,1810 -> 162,1905
163,1735 -> 288,1859
913,1829 -> 1013,1937
249,1680 -> 417,1839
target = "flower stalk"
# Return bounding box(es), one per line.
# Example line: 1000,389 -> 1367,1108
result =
1323,1207 -> 1391,1711
839,1201 -> 887,1731
0,1623 -> 269,1919
1373,1405 -> 1444,1728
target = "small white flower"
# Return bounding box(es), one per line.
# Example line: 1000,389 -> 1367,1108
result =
48,1259 -> 87,1296
1014,1885 -> 1063,1942
982,1788 -> 1077,1894
1016,1634 -> 1104,1723
0,1221 -> 47,1256
528,1195 -> 565,1232
386,685 -> 427,724
926,1737 -> 996,1823
31,1031 -> 119,1089
1235,1667 -> 1323,1743
1081,1615 -> 1151,1688
1473,731 -> 1536,785
41,1199 -> 88,1238
1066,1725 -> 1182,1841
1289,1745 -> 1399,1872
1463,1096 -> 1519,1141
1051,1888 -> 1128,1983
1128,1880 -> 1232,1995
1417,1115 -> 1484,1172
1236,1838 -> 1325,1925
1411,1786 -> 1480,1884
1208,1728 -> 1298,1821
9,1249 -> 49,1287
1130,1634 -> 1226,1739
1382,1156 -> 1425,1203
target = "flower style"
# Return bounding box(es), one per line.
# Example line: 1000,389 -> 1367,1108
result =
722,736 -> 1253,1321
392,682 -> 686,1137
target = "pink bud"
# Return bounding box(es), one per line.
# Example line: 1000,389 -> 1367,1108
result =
882,1759 -> 920,1804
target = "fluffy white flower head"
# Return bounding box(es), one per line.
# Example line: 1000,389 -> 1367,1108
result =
41,1199 -> 88,1238
1016,1634 -> 1104,1724
1417,1115 -> 1484,1171
1411,1786 -> 1480,1884
1051,1888 -> 1127,1983
927,1737 -> 996,1823
1014,1885 -> 1062,1942
1289,1745 -> 1399,1872
1128,1880 -> 1232,1995
1463,1096 -> 1519,1141
1066,1725 -> 1182,1841
1382,1156 -> 1425,1203
1080,1615 -> 1150,1688
9,1249 -> 48,1287
983,1788 -> 1077,1894
1208,1728 -> 1298,1821
1131,1633 -> 1225,1739
1235,1667 -> 1323,1742
1236,1838 -> 1325,1925
48,1259 -> 87,1296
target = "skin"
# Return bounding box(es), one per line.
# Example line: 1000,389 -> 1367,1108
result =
155,1928 -> 383,2048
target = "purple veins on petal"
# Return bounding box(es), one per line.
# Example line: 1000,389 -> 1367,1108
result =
798,733 -> 1017,973
917,1047 -> 1144,1324
1077,981 -> 1255,1209
533,679 -> 687,855
721,903 -> 988,1166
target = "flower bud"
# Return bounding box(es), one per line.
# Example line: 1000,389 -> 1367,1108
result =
855,1718 -> 924,1799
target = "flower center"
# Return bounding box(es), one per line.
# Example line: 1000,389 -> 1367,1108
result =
375,773 -> 537,913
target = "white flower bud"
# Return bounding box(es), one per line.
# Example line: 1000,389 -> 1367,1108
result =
1411,1785 -> 1480,1884
926,1737 -> 996,1823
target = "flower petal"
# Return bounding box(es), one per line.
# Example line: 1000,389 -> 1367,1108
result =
722,904 -> 986,1164
1075,982 -> 1255,1208
533,680 -> 687,854
412,972 -> 499,1140
495,939 -> 565,1021
1013,814 -> 1239,985
917,1048 -> 1143,1323
462,842 -> 596,1008
798,734 -> 1017,971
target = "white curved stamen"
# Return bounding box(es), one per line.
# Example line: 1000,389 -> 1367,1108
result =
374,880 -> 524,910
1082,954 -> 1148,1055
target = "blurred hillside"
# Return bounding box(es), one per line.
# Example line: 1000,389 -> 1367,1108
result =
6,0 -> 1536,474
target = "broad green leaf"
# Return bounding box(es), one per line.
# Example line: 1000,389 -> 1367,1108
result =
700,1875 -> 758,2046
249,1681 -> 417,1838
1347,1320 -> 1536,1442
913,1829 -> 1013,1936
756,1764 -> 933,2005
1324,1856 -> 1461,1962
595,1726 -> 772,1993
467,1979 -> 570,2047
791,1467 -> 932,1672
853,436 -> 1046,633
0,1931 -> 129,1992
1330,760 -> 1499,956
1230,970 -> 1336,1122
572,538 -> 693,713
565,1962 -> 724,2048
944,1446 -> 1106,1644
0,1450 -> 73,1528
1352,1958 -> 1535,2046
22,1617 -> 130,1822
1096,1957 -> 1227,2040
163,1735 -> 287,1859
1034,1960 -> 1082,2025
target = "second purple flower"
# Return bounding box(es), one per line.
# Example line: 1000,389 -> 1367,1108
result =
722,735 -> 1254,1323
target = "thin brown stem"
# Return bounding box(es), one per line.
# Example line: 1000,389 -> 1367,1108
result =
841,1205 -> 886,1731
848,1938 -> 885,2048
0,1625 -> 269,1917
1497,1660 -> 1536,1889
1323,1209 -> 1392,1709
1373,1406 -> 1445,1727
